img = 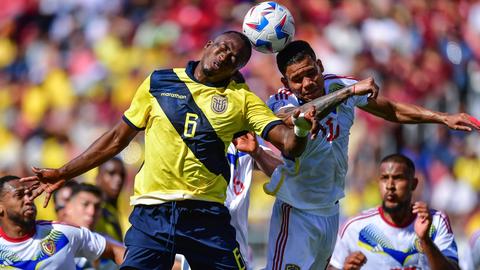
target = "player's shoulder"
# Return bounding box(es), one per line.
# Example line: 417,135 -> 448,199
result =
323,73 -> 358,82
37,220 -> 83,232
266,87 -> 298,110
339,207 -> 380,237
323,73 -> 357,90
430,209 -> 454,232
34,221 -> 88,241
470,229 -> 480,247
150,68 -> 175,81
266,87 -> 294,101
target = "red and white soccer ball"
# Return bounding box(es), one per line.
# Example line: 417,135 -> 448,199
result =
242,1 -> 295,54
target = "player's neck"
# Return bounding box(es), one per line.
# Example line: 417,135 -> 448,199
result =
0,221 -> 35,242
194,66 -> 208,83
381,205 -> 415,228
193,63 -> 230,85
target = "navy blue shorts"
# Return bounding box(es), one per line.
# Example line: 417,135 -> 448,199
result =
120,200 -> 246,270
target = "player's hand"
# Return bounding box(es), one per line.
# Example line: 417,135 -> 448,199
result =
352,77 -> 379,99
413,201 -> 432,240
343,251 -> 367,270
444,113 -> 480,132
292,106 -> 320,140
20,167 -> 66,208
233,132 -> 259,156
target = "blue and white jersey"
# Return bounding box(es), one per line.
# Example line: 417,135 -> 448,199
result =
0,221 -> 106,270
225,143 -> 255,270
471,230 -> 480,269
330,207 -> 458,269
264,75 -> 368,215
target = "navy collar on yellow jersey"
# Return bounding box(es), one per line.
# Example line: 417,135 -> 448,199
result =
185,61 -> 245,88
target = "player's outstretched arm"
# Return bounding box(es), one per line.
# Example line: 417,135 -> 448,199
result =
21,120 -> 138,206
360,96 -> 480,131
276,77 -> 379,124
101,239 -> 126,265
413,202 -> 460,270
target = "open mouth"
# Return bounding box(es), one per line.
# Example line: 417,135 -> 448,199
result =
385,194 -> 396,201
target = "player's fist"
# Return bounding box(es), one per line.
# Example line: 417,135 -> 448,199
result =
352,77 -> 379,99
343,251 -> 367,270
232,132 -> 258,155
291,106 -> 319,139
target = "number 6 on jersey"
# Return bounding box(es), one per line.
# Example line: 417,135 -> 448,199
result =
184,113 -> 198,138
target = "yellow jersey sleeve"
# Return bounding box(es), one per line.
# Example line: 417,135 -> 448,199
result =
244,89 -> 282,139
123,75 -> 152,130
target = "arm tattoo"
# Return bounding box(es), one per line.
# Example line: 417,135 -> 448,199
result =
296,85 -> 354,120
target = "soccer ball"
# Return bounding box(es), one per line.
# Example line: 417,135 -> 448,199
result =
242,1 -> 295,54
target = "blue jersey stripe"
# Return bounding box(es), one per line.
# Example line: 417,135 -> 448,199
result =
261,119 -> 283,139
149,69 -> 230,182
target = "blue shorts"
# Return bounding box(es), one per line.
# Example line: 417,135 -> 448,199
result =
120,200 -> 246,270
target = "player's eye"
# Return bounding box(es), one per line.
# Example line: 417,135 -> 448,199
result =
290,76 -> 302,83
306,70 -> 317,78
218,42 -> 228,51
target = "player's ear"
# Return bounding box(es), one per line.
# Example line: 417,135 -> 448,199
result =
411,177 -> 418,191
281,77 -> 289,89
316,59 -> 324,73
205,40 -> 214,49
0,205 -> 4,216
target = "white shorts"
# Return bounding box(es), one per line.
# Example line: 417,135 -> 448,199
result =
266,199 -> 339,270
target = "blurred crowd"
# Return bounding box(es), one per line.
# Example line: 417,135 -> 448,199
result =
1,0 -> 480,268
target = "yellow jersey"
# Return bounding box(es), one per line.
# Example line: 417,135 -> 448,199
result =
123,61 -> 281,205
95,202 -> 123,242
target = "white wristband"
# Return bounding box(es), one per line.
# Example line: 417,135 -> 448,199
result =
291,113 -> 311,138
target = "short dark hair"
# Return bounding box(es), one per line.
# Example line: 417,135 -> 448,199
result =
0,175 -> 19,196
221,30 -> 252,67
276,40 -> 317,75
70,183 -> 103,200
380,154 -> 416,178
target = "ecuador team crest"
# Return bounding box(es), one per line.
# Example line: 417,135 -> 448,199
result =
40,239 -> 56,256
211,95 -> 228,114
